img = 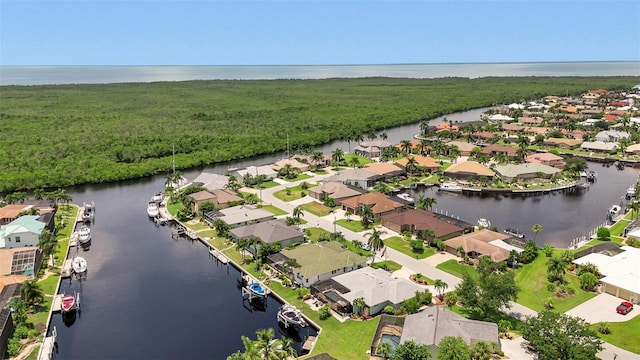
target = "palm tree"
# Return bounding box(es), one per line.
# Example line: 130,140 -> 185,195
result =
419,139 -> 430,156
379,131 -> 388,140
358,206 -> 374,229
405,156 -> 418,174
213,219 -> 230,238
434,279 -> 448,300
531,224 -> 543,242
292,206 -> 304,219
278,337 -> 297,360
419,120 -> 430,136
165,170 -> 184,189
38,230 -> 58,268
626,201 -> 640,219
311,151 -> 324,170
353,297 -> 366,316
368,228 -> 385,256
447,145 -> 460,163
420,228 -> 436,246
331,148 -> 345,165
400,139 -> 412,154
546,256 -> 568,282
349,156 -> 360,169
255,328 -> 279,360
239,334 -> 260,360
33,188 -> 46,201
367,132 -> 377,141
20,279 -> 44,307
494,152 -> 508,164
236,237 -> 249,262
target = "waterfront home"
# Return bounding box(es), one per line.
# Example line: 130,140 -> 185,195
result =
524,126 -> 551,136
573,246 -> 640,302
381,209 -> 470,241
274,242 -> 368,287
443,229 -> 513,263
488,114 -> 513,122
371,308 -> 500,357
519,116 -> 544,126
481,144 -> 518,159
471,131 -> 500,143
0,216 -> 45,249
394,155 -> 441,172
624,143 -> 640,156
445,141 -> 476,156
323,168 -> 382,189
190,172 -> 230,191
229,218 -> 305,250
312,267 -> 425,317
353,140 -> 393,158
525,152 -> 565,169
363,162 -> 406,181
0,202 -> 56,226
561,129 -> 587,139
493,163 -> 561,182
188,189 -> 243,212
293,153 -> 332,168
203,205 -> 274,228
270,158 -> 310,172
543,138 -> 582,149
595,130 -> 630,142
233,165 -> 278,181
307,182 -> 366,202
500,123 -> 525,132
581,141 -> 618,153
444,161 -> 495,180
0,248 -> 42,278
340,192 -> 405,219
394,141 -> 421,154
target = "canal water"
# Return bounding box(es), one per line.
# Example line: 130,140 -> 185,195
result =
51,108 -> 638,358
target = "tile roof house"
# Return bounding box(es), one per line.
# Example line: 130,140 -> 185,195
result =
493,163 -> 561,181
398,307 -> 500,354
581,141 -> 618,153
330,267 -> 425,316
519,117 -> 544,126
279,242 -> 368,287
0,203 -> 56,226
323,168 -> 382,189
481,144 -> 518,158
230,218 -> 305,248
188,189 -> 243,212
501,123 -> 525,132
445,141 -> 476,156
525,152 -> 565,168
340,192 -> 405,218
203,205 -> 274,228
233,165 -> 278,180
395,156 -> 441,172
363,162 -> 406,180
595,130 -> 630,142
524,126 -> 551,135
307,182 -> 366,202
0,216 -> 45,249
624,144 -> 640,155
573,246 -> 640,302
543,138 -> 582,149
444,161 -> 495,180
190,172 -> 230,191
472,131 -> 500,141
353,140 -> 393,158
443,229 -> 513,263
270,158 -> 310,172
381,209 -> 470,240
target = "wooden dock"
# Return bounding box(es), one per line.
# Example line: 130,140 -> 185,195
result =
36,326 -> 57,360
60,260 -> 73,278
209,249 -> 229,264
51,294 -> 63,313
302,336 -> 317,353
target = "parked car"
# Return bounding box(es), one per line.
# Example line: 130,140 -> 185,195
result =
361,243 -> 371,251
616,301 -> 634,315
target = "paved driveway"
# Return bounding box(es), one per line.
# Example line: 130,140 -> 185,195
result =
565,293 -> 640,324
500,336 -> 537,360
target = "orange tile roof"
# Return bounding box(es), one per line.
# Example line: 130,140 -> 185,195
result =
445,161 -> 495,177
340,193 -> 404,215
395,155 -> 441,169
363,162 -> 404,176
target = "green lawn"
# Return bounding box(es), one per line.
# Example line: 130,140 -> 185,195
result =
299,201 -> 333,217
592,317 -> 640,355
305,227 -> 331,242
167,200 -> 184,216
343,154 -> 375,167
184,220 -> 210,231
371,260 -> 402,272
609,218 -> 630,236
514,253 -> 596,313
259,205 -> 288,216
336,219 -> 365,232
383,236 -> 436,259
292,173 -> 313,181
273,184 -> 309,202
254,181 -> 280,189
199,230 -> 218,239
436,259 -> 479,281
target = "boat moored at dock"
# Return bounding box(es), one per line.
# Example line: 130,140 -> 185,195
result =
77,225 -> 91,244
503,228 -> 525,239
477,218 -> 491,228
438,181 -> 463,193
72,256 -> 87,274
608,205 -> 621,220
147,201 -> 159,218
277,304 -> 308,328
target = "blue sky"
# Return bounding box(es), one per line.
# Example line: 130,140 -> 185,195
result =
1,0 -> 639,65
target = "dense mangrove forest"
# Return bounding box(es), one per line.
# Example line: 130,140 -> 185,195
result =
1,76 -> 638,193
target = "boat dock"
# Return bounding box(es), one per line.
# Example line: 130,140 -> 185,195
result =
60,259 -> 73,278
36,326 -> 57,360
209,249 -> 229,264
302,336 -> 317,353
51,293 -> 81,313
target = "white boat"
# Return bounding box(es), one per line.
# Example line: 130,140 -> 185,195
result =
277,304 -> 308,328
397,193 -> 415,203
627,186 -> 636,199
504,228 -> 525,239
477,218 -> 491,228
608,205 -> 621,219
72,256 -> 87,274
147,201 -> 159,218
77,225 -> 91,244
439,181 -> 463,192
82,201 -> 95,222
151,192 -> 163,204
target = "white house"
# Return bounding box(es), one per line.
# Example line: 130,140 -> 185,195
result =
573,246 -> 640,302
0,215 -> 45,248
595,130 -> 630,143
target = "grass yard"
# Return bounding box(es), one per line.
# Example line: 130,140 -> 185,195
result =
436,259 -> 479,281
336,219 -> 365,232
609,218 -> 631,236
166,200 -> 184,217
383,236 -> 436,259
199,230 -> 218,239
299,201 -> 333,217
274,184 -> 309,202
592,317 -> 640,355
371,260 -> 402,272
515,254 -> 596,313
305,227 -> 331,242
255,181 -> 280,189
259,205 -> 289,216
292,173 -> 313,181
343,154 -> 375,167
184,220 -> 210,231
